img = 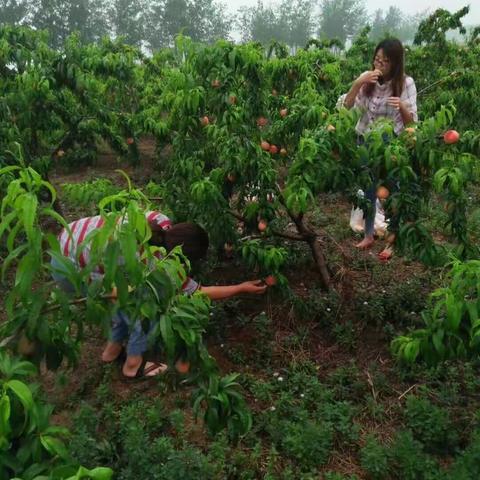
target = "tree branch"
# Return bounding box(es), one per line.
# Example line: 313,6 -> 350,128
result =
228,210 -> 246,222
42,293 -> 117,315
271,229 -> 305,242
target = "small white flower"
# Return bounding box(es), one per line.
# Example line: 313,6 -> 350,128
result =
220,344 -> 224,348
300,393 -> 305,398
468,196 -> 473,201
273,372 -> 279,377
270,406 -> 276,411
410,312 -> 415,315
326,307 -> 331,312
382,289 -> 386,294
363,301 -> 368,305
278,376 -> 284,382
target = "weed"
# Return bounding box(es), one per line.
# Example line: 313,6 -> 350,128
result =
360,435 -> 389,480
404,395 -> 459,454
278,419 -> 334,471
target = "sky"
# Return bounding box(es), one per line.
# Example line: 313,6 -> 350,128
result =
225,0 -> 480,24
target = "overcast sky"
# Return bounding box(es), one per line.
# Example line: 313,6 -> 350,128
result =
226,0 -> 480,24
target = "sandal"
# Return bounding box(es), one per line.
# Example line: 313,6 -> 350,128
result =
123,358 -> 168,382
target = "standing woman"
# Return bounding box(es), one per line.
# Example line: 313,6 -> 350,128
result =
341,38 -> 417,259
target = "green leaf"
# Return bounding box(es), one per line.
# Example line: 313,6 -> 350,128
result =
1,244 -> 28,282
432,329 -> 445,355
40,207 -> 70,232
21,193 -> 38,242
5,379 -> 33,412
70,466 -> 114,480
40,435 -> 69,460
0,395 -> 11,438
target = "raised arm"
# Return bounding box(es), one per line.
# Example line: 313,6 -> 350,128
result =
343,70 -> 382,109
200,280 -> 267,300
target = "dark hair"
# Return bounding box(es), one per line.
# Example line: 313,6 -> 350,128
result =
150,222 -> 209,262
365,38 -> 405,98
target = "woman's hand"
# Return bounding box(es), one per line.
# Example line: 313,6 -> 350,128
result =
356,69 -> 383,86
387,97 -> 403,110
239,280 -> 268,295
388,97 -> 414,125
344,69 -> 382,109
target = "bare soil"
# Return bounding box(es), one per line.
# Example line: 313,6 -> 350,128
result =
18,136 -> 434,477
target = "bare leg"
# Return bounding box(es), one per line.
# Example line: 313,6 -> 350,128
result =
101,341 -> 123,362
355,234 -> 374,249
356,187 -> 376,249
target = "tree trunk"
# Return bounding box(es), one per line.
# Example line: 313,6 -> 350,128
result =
307,236 -> 331,290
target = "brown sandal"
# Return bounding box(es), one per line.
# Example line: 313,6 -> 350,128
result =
123,359 -> 168,382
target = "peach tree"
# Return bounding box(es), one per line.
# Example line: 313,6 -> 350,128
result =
0,161 -> 252,439
140,37 -> 480,290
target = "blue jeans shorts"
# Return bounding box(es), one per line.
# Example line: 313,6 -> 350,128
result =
50,255 -> 150,356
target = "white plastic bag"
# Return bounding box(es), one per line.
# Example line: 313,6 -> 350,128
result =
349,190 -> 388,237
349,206 -> 365,233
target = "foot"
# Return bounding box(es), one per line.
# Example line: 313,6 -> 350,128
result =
122,356 -> 168,378
101,341 -> 124,362
355,236 -> 374,249
378,246 -> 394,261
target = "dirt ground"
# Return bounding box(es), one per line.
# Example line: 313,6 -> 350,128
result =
19,136 -> 434,478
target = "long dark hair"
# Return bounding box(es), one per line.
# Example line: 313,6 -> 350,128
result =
365,38 -> 405,98
150,223 -> 209,262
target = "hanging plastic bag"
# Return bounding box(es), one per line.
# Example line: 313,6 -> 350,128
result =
350,190 -> 388,236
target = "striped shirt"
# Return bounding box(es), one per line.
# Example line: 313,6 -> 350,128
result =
338,74 -> 418,136
58,211 -> 199,295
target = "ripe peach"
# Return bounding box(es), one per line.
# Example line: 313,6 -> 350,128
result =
258,219 -> 268,232
264,275 -> 277,286
175,359 -> 190,374
261,141 -> 270,151
443,130 -> 460,145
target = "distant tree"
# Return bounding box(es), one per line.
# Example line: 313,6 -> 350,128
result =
319,0 -> 368,44
0,0 -> 30,25
110,0 -> 147,47
31,0 -> 110,48
69,0 -> 110,43
147,0 -> 230,50
237,1 -> 278,45
237,0 -> 314,49
370,6 -> 426,43
31,0 -> 70,48
278,0 -> 315,48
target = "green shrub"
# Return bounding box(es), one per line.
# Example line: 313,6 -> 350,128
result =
62,178 -> 120,212
360,435 -> 389,480
279,419 -> 334,471
318,400 -> 360,445
404,395 -> 459,453
388,431 -> 440,480
325,363 -> 368,402
323,474 -> 360,480
447,429 -> 480,479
